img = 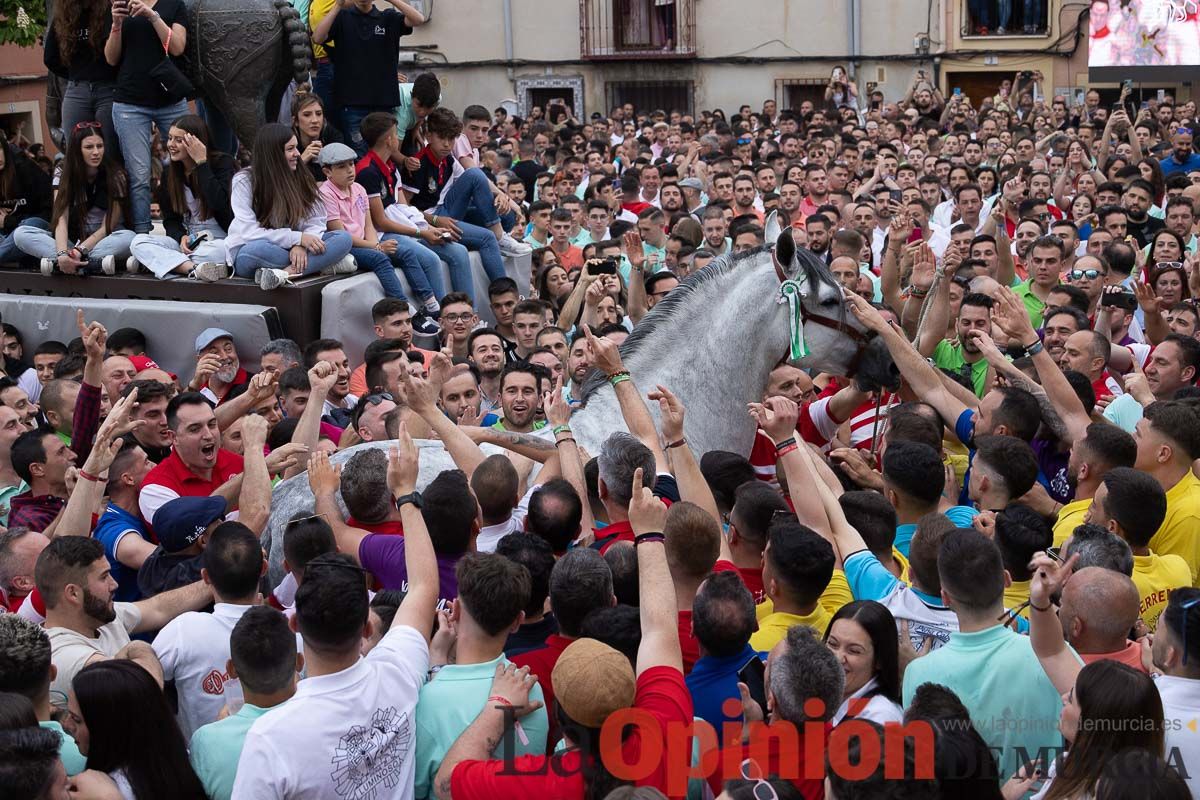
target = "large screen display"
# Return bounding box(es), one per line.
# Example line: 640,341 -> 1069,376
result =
1089,0 -> 1200,79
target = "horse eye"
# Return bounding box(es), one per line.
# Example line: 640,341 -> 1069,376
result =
820,298 -> 840,307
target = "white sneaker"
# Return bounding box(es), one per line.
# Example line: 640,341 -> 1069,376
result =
322,254 -> 358,275
423,295 -> 441,315
40,258 -> 55,276
258,268 -> 293,290
125,255 -> 141,274
191,262 -> 229,283
498,233 -> 532,256
99,255 -> 117,275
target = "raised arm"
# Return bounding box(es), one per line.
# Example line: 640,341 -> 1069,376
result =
56,394 -> 143,539
389,425 -> 439,638
308,452 -> 370,562
629,468 -> 682,675
1133,281 -> 1169,346
399,359 -> 486,480
132,580 -> 213,633
283,361 -> 337,480
880,211 -> 912,314
913,242 -> 955,356
71,311 -> 107,466
1028,551 -> 1083,695
235,414 -> 273,535
649,385 -> 720,523
214,371 -> 277,432
586,324 -> 669,473
544,378 -> 595,536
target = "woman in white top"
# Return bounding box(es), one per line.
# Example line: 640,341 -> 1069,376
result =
70,659 -> 206,800
824,600 -> 904,726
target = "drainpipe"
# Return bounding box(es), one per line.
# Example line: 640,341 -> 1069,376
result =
849,0 -> 861,80
503,0 -> 514,82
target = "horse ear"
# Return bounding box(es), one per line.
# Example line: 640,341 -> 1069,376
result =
773,227 -> 796,280
764,210 -> 782,245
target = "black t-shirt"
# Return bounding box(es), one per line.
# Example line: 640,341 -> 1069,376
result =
401,147 -> 453,212
1128,214 -> 1165,249
327,7 -> 412,108
114,0 -> 189,107
44,15 -> 118,83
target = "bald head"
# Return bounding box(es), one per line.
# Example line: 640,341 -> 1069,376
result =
101,355 -> 137,400
1061,566 -> 1139,651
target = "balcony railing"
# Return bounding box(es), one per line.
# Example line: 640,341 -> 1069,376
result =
580,0 -> 697,59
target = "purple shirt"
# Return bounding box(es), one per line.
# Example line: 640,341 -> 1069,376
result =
358,533 -> 460,609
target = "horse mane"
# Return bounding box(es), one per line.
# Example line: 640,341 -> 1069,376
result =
578,244 -> 840,403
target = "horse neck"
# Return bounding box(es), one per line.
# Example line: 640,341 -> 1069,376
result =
619,262 -> 789,453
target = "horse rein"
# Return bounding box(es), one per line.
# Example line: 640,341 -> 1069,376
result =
774,256 -> 874,376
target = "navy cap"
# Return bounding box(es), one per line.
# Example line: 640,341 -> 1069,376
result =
155,496 -> 227,553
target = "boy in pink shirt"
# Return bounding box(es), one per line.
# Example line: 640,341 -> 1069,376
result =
318,142 -> 418,306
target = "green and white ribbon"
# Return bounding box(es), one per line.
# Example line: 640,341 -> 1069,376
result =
779,279 -> 809,360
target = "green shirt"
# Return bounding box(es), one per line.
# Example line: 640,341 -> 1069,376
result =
0,480 -> 27,527
490,419 -> 547,432
903,624 -> 1069,779
932,340 -> 990,397
189,703 -> 275,800
41,720 -> 86,776
414,655 -> 548,799
1013,278 -> 1053,328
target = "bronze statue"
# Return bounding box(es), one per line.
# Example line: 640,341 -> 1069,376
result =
44,0 -> 311,149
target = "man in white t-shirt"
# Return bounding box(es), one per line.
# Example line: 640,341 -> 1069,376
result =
36,536 -> 214,698
154,521 -> 294,740
232,438 -> 440,800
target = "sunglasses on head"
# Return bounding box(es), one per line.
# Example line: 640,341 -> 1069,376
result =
362,392 -> 395,406
73,121 -> 102,132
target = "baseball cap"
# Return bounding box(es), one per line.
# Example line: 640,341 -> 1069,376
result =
551,638 -> 636,728
154,496 -> 227,553
128,355 -> 177,381
590,112 -> 604,120
317,142 -> 358,167
194,328 -> 234,353
678,177 -> 703,191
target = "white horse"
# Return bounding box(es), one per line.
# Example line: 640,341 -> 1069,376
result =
261,215 -> 898,583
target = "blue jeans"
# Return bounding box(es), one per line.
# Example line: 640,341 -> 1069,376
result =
62,81 -> 117,155
968,0 -> 990,28
232,231 -> 353,277
342,105 -> 393,157
997,0 -> 1011,29
312,61 -> 336,125
423,239 -> 475,302
0,217 -> 49,264
112,99 -> 191,233
196,98 -> 238,155
382,234 -> 442,300
1023,0 -> 1041,27
435,168 -> 505,281
14,225 -> 134,261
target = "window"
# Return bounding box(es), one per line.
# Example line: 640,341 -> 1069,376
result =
963,0 -> 1049,37
581,0 -> 697,58
774,79 -> 827,113
606,81 -> 694,116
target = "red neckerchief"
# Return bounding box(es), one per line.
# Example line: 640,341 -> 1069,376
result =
356,151 -> 396,197
1093,25 -> 1109,38
417,145 -> 450,187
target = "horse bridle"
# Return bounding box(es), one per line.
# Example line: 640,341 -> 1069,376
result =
774,257 -> 874,376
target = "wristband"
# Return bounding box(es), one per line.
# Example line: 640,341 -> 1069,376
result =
635,532 -> 665,546
775,443 -> 799,457
78,469 -> 102,483
1023,339 -> 1045,357
1029,600 -> 1052,613
665,438 -> 687,450
907,285 -> 929,298
552,424 -> 572,436
554,437 -> 576,447
487,695 -> 530,746
609,373 -> 631,387
773,437 -> 797,452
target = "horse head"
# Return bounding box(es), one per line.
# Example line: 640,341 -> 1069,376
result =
764,211 -> 899,393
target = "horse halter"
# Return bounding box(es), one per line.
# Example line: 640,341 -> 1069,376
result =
774,257 -> 874,376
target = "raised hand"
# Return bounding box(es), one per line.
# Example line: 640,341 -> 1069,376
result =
387,421 -> 420,496
488,662 -> 542,715
307,360 -> 338,397
544,375 -> 573,429
648,384 -> 686,443
748,396 -> 799,443
1028,550 -> 1079,609
582,324 -> 624,376
397,361 -> 438,415
627,467 -> 667,534
306,450 -> 342,496
623,230 -> 645,269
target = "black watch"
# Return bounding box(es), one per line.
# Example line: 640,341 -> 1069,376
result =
394,491 -> 423,509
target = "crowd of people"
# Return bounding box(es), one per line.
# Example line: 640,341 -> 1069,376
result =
4,1 -> 1200,798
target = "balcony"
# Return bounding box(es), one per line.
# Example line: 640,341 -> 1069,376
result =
961,0 -> 1049,37
580,0 -> 697,60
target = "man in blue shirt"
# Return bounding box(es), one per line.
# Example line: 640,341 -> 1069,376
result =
91,445 -> 156,602
190,606 -> 300,800
685,571 -> 761,745
1160,128 -> 1200,177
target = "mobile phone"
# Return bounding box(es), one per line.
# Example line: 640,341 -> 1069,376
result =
953,87 -> 962,96
736,655 -> 768,716
187,231 -> 210,250
587,257 -> 618,276
889,189 -> 903,203
1045,547 -> 1064,564
1158,89 -> 1166,103
1122,79 -> 1134,93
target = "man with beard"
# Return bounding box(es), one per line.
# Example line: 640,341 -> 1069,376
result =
439,363 -> 484,425
492,362 -> 545,433
1061,329 -> 1118,402
468,329 -> 507,416
121,380 -> 174,464
1051,424 -> 1137,547
303,338 -> 358,426
1159,127 -> 1200,177
139,393 -> 245,529
190,329 -> 254,405
37,535 -> 212,697
1122,179 -> 1165,248
563,331 -> 591,407
1041,307 -> 1089,368
732,175 -> 762,225
659,183 -> 684,215
928,293 -> 993,397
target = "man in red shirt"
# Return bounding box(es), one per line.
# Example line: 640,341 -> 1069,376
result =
139,392 -> 244,529
726,482 -> 790,604
436,468 -> 694,800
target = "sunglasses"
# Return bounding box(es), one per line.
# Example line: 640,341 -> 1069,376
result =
361,392 -> 395,406
1156,261 -> 1185,272
1069,269 -> 1103,280
740,759 -> 778,800
73,121 -> 103,132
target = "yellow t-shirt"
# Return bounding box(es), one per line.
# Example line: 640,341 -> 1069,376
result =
1003,579 -> 1032,620
752,570 -> 850,649
1132,551 -> 1192,630
893,548 -> 911,585
1052,498 -> 1092,548
309,0 -> 338,60
1150,472 -> 1200,585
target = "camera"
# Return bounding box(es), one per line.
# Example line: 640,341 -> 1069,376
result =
1019,71 -> 1034,80
587,257 -> 619,276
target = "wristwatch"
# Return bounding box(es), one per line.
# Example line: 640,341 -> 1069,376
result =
394,491 -> 423,509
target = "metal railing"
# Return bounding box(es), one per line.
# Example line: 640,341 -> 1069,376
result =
580,0 -> 697,59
